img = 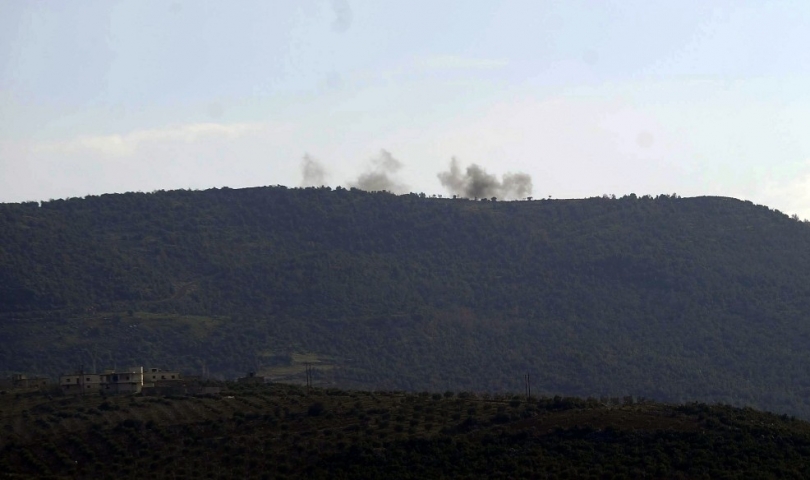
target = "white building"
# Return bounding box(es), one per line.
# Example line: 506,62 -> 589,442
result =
143,367 -> 181,384
61,367 -> 145,394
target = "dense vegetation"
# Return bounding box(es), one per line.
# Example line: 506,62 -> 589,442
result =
3,384 -> 810,479
3,186 -> 810,417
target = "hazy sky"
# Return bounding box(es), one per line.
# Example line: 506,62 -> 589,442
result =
2,1 -> 810,216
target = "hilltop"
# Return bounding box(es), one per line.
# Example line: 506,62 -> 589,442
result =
2,186 -> 810,416
2,384 -> 810,478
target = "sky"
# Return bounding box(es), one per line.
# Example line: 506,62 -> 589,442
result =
2,0 -> 810,216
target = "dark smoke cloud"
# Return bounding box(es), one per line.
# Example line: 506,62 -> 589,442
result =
501,172 -> 533,199
300,154 -> 327,186
350,149 -> 408,194
437,157 -> 533,200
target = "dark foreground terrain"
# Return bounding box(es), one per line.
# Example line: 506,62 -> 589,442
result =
2,384 -> 810,479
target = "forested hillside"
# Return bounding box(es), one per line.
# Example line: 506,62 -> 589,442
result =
2,186 -> 810,417
5,384 -> 810,479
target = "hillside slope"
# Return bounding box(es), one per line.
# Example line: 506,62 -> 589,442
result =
3,385 -> 810,479
2,187 -> 810,416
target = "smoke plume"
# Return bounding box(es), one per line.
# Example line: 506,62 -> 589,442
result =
350,149 -> 408,194
300,154 -> 327,186
437,157 -> 533,200
331,0 -> 353,33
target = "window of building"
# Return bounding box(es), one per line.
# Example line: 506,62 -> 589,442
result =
171,375 -> 175,379
161,375 -> 165,379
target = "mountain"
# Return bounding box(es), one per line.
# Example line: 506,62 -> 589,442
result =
2,186 -> 810,417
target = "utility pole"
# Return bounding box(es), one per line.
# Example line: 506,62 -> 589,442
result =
524,373 -> 531,401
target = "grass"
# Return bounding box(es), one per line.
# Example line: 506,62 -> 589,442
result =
257,352 -> 339,384
3,385 -> 810,478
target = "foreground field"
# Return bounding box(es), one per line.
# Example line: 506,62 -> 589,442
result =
2,384 -> 810,478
